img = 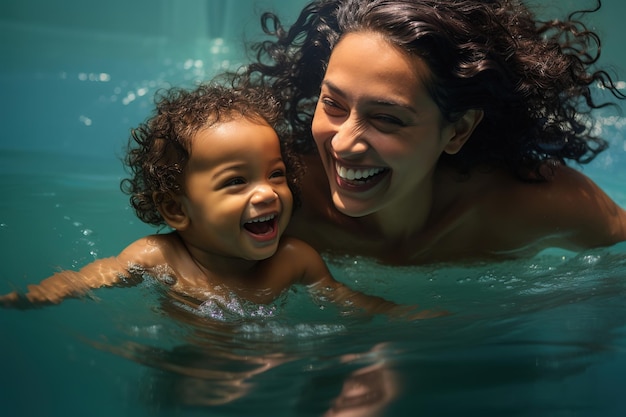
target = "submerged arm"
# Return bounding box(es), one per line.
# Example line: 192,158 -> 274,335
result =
282,238 -> 444,319
0,235 -> 168,309
0,258 -> 138,308
307,274 -> 444,319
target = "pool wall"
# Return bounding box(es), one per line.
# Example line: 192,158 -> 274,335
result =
1,0 -> 624,162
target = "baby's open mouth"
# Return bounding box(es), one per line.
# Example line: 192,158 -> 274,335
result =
243,214 -> 277,235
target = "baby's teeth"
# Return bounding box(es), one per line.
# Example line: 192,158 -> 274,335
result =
248,214 -> 275,223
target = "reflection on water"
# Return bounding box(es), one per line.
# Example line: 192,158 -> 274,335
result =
6,245 -> 618,416
0,152 -> 625,416
81,281 -> 396,415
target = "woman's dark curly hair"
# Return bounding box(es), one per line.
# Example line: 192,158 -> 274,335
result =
120,81 -> 301,226
245,0 -> 625,180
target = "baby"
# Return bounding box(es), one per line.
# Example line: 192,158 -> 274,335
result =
0,82 -> 421,317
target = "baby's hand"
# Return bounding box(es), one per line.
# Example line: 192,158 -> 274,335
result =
0,289 -> 67,309
0,291 -> 30,309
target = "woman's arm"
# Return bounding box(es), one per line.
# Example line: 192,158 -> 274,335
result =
486,166 -> 626,255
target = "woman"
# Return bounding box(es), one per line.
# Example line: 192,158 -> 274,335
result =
245,0 -> 626,264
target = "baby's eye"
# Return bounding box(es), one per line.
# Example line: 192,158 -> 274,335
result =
270,169 -> 286,179
223,177 -> 246,188
269,169 -> 287,184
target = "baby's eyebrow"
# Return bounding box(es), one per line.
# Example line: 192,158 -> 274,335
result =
211,156 -> 284,178
211,162 -> 246,178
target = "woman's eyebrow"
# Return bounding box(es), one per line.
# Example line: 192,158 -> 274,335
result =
321,79 -> 346,98
321,80 -> 417,114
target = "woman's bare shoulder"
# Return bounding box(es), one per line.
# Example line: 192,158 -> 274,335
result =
477,165 -> 626,251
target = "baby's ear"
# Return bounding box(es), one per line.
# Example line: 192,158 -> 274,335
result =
155,192 -> 189,230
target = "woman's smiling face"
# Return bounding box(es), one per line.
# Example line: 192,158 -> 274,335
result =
311,31 -> 460,219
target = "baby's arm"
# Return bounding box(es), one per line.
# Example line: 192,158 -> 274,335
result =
281,237 -> 443,319
0,258 -> 135,308
0,235 -> 168,309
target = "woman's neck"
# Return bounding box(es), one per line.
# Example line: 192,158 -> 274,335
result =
361,170 -> 437,243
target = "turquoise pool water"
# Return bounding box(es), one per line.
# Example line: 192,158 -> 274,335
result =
1,1 -> 625,416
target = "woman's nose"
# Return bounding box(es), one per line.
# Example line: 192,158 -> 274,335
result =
251,184 -> 278,205
331,117 -> 368,156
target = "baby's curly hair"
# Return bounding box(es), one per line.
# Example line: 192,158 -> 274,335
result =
120,81 -> 300,226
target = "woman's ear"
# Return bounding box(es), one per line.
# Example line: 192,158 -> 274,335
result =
155,192 -> 189,230
443,109 -> 484,155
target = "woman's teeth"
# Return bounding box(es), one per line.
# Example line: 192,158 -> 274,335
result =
336,163 -> 385,181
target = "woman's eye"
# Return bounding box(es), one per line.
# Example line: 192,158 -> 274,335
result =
371,114 -> 405,126
369,114 -> 407,133
321,98 -> 346,117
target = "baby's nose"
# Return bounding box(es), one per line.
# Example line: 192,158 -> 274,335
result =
251,184 -> 277,204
